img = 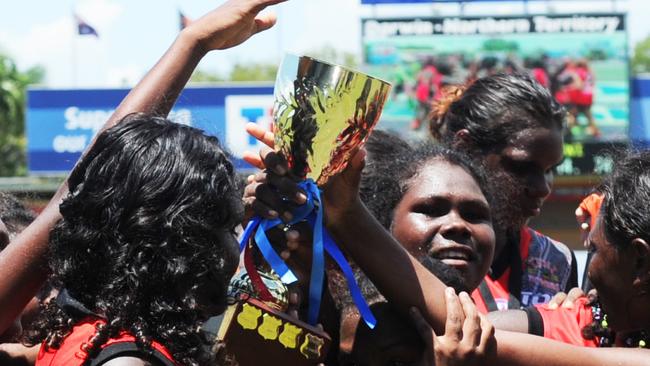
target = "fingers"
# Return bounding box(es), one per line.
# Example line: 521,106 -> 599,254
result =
261,149 -> 288,176
564,287 -> 585,308
409,306 -> 435,347
459,292 -> 481,347
245,122 -> 276,148
547,292 -> 567,310
250,0 -> 288,15
587,289 -> 598,303
476,314 -> 496,359
253,12 -> 277,33
344,147 -> 367,184
287,288 -> 301,319
444,287 -> 464,342
243,150 -> 265,169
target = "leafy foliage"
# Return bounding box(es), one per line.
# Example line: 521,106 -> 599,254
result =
632,35 -> 650,75
0,54 -> 44,176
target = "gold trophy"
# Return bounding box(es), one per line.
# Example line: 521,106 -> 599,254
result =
232,55 -> 390,364
274,54 -> 391,185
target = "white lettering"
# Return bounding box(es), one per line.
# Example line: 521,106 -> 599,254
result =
364,19 -> 434,38
64,106 -> 113,132
169,109 -> 192,126
533,16 -> 620,34
442,17 -> 531,35
53,135 -> 88,153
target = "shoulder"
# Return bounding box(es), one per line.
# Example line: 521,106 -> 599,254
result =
525,228 -> 573,265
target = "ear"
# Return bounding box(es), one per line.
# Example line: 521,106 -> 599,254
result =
631,238 -> 650,292
451,129 -> 473,149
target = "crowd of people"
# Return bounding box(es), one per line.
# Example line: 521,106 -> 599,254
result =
0,0 -> 646,365
410,54 -> 599,139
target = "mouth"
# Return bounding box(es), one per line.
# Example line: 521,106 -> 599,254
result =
522,201 -> 543,217
430,246 -> 477,270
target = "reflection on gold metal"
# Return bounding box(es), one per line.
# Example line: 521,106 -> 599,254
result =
274,55 -> 392,186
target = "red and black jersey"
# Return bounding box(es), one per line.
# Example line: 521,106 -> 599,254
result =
523,297 -> 599,347
36,318 -> 178,366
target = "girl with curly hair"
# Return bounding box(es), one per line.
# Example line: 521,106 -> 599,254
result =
0,0 -> 286,365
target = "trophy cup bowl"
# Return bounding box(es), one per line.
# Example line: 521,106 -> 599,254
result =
237,54 -> 390,333
273,54 -> 392,186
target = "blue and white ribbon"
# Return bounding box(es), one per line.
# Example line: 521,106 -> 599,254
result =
239,179 -> 376,328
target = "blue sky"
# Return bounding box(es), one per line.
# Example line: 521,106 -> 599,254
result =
1,0 -> 647,87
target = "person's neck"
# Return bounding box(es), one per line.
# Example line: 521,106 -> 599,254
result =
490,227 -> 520,278
615,329 -> 650,348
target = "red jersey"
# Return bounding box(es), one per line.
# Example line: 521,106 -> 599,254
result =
36,318 -> 177,366
472,227 -> 576,312
471,275 -> 519,314
526,297 -> 598,347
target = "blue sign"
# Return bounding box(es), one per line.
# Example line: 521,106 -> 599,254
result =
27,86 -> 274,174
630,77 -> 650,147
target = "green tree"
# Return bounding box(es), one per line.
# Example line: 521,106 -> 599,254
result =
229,63 -> 277,82
306,44 -> 359,69
0,54 -> 44,176
189,68 -> 225,83
632,35 -> 650,75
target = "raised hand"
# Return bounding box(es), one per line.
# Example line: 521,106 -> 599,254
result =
184,0 -> 287,53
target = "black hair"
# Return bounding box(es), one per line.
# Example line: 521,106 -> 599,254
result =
24,114 -> 242,366
430,72 -> 565,153
359,130 -> 492,230
0,192 -> 35,243
600,149 -> 650,249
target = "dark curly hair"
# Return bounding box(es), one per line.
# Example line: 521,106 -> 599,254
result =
359,130 -> 492,230
24,114 -> 242,366
430,72 -> 565,153
0,192 -> 35,245
600,149 -> 650,249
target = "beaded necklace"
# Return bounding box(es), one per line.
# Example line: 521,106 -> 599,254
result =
588,302 -> 649,348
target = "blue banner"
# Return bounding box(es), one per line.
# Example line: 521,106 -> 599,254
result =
27,86 -> 274,174
630,77 -> 650,147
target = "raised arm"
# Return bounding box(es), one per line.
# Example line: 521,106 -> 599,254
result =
0,0 -> 286,334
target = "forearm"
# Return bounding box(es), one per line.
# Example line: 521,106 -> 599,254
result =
487,310 -> 530,334
104,29 -> 206,126
326,200 -> 448,334
496,330 -> 650,366
0,343 -> 39,366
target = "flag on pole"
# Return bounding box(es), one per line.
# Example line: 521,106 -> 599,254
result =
75,14 -> 99,37
179,11 -> 192,30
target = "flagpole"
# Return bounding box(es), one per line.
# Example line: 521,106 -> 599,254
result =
71,5 -> 77,87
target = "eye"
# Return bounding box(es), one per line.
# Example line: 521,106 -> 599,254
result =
412,200 -> 450,218
463,208 -> 490,223
460,202 -> 491,223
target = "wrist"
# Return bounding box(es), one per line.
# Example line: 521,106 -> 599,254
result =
177,27 -> 210,58
325,197 -> 365,231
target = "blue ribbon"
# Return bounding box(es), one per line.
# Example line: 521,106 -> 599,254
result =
239,179 -> 376,328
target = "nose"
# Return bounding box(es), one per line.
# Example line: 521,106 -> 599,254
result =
525,171 -> 552,201
438,210 -> 471,244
